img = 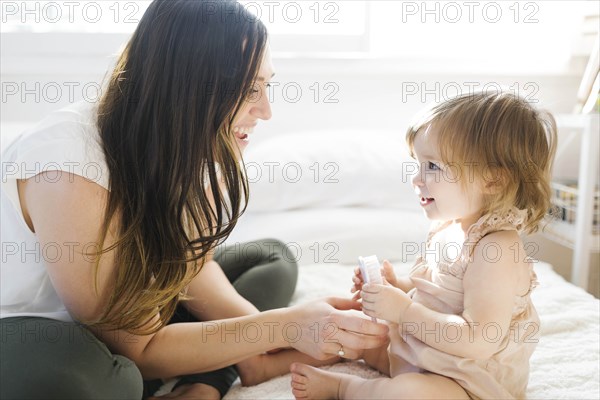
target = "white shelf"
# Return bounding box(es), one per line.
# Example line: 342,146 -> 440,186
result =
550,113 -> 600,290
541,219 -> 600,252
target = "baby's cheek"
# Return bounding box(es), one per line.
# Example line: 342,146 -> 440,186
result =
424,172 -> 442,185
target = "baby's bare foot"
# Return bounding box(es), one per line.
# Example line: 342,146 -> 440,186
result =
290,363 -> 342,400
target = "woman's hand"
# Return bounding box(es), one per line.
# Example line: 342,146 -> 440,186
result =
361,284 -> 413,324
286,297 -> 389,360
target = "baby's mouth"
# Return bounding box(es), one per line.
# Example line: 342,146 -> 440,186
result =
420,197 -> 435,206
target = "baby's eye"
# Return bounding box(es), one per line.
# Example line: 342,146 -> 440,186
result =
428,161 -> 441,171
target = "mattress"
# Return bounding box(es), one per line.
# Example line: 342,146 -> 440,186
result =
226,261 -> 600,399
217,131 -> 600,399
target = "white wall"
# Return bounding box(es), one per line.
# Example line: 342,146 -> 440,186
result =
1,53 -> 585,187
0,52 -> 585,134
2,0 -> 594,137
0,9 -> 596,293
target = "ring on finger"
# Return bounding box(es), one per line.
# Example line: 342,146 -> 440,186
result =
337,344 -> 345,357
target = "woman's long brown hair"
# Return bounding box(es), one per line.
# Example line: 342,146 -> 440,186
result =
91,0 -> 267,334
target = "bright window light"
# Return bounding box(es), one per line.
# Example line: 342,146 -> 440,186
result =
1,0 -> 366,35
1,0 -> 151,32
239,0 -> 366,35
368,1 -> 593,72
0,0 -> 595,71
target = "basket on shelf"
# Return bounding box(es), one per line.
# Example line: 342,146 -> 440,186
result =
550,180 -> 600,234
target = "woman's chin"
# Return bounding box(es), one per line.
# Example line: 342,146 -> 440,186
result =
235,138 -> 249,156
233,145 -> 246,161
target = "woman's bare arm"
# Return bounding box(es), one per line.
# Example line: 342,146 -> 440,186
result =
19,172 -> 388,379
183,258 -> 259,320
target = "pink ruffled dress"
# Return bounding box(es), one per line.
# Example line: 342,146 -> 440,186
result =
388,207 -> 540,399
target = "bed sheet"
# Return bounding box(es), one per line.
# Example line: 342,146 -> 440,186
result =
155,261 -> 599,399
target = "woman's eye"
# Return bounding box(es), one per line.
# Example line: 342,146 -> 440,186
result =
248,82 -> 260,93
246,85 -> 261,101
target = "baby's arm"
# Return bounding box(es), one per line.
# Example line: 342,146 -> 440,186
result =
364,231 -> 525,360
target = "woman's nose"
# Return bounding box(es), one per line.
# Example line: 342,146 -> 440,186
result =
251,88 -> 272,121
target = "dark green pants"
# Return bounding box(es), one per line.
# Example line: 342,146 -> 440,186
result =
0,239 -> 298,400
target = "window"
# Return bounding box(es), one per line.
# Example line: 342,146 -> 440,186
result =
1,1 -> 151,33
1,1 -> 596,73
1,0 -> 369,53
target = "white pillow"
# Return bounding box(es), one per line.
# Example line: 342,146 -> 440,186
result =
243,130 -> 421,213
225,207 -> 431,266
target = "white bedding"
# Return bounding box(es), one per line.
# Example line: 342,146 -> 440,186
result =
213,131 -> 600,399
220,261 -> 600,400
6,110 -> 599,399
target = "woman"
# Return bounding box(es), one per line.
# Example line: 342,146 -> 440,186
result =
0,1 -> 388,399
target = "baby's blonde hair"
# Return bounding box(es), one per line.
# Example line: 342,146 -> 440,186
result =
406,91 -> 557,234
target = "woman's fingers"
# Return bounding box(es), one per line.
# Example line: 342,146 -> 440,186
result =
337,325 -> 386,349
324,297 -> 362,312
329,309 -> 388,338
324,339 -> 359,360
290,298 -> 389,360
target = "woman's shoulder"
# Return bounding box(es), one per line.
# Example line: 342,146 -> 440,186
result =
6,101 -> 98,143
2,101 -> 109,190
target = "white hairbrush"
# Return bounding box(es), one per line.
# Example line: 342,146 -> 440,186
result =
358,255 -> 383,322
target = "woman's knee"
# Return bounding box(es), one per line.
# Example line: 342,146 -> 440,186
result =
0,318 -> 143,399
259,238 -> 299,272
230,239 -> 299,310
260,238 -> 298,287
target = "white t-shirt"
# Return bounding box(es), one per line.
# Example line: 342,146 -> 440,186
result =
1,101 -> 109,321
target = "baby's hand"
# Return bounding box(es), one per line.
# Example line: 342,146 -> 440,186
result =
351,266 -> 365,301
361,284 -> 412,324
351,259 -> 398,300
381,260 -> 399,288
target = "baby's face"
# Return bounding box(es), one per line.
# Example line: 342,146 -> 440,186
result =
410,125 -> 485,232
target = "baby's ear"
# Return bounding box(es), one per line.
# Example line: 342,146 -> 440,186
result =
482,167 -> 506,195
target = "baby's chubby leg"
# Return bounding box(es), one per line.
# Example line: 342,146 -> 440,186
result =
290,363 -> 469,400
361,343 -> 390,376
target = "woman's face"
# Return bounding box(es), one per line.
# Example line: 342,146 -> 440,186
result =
232,46 -> 275,154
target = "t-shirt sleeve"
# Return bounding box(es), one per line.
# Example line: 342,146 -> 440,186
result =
0,116 -> 110,226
